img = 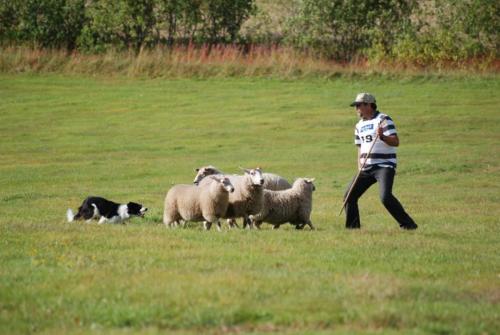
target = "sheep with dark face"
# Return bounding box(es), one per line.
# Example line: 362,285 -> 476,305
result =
250,178 -> 316,230
197,167 -> 266,229
163,176 -> 234,231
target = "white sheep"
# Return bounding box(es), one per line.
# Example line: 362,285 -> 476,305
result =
163,176 -> 234,231
193,165 -> 291,191
193,165 -> 291,228
197,167 -> 265,229
250,178 -> 316,230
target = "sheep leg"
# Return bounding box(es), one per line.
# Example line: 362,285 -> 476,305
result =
227,218 -> 239,229
243,216 -> 253,229
272,223 -> 280,230
306,220 -> 315,230
203,221 -> 212,231
295,224 -> 305,230
248,215 -> 260,229
215,220 -> 222,232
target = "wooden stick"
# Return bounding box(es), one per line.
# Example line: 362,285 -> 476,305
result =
339,118 -> 386,216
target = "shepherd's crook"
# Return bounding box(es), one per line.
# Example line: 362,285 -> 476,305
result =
339,117 -> 387,216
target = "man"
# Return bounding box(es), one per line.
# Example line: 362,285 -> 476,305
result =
343,93 -> 417,230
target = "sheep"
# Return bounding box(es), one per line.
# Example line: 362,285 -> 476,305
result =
261,173 -> 293,191
193,165 -> 291,191
193,165 -> 291,228
163,176 -> 234,231
250,178 -> 316,230
197,167 -> 266,229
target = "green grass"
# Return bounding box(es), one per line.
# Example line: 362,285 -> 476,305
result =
0,74 -> 499,334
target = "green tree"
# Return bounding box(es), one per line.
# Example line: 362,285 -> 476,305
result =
155,0 -> 203,45
392,0 -> 499,63
201,0 -> 255,44
78,0 -> 156,53
0,0 -> 22,44
285,0 -> 416,60
0,0 -> 85,50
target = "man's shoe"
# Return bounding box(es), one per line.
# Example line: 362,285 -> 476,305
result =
401,223 -> 418,230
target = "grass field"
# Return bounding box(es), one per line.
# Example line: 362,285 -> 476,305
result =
0,74 -> 499,334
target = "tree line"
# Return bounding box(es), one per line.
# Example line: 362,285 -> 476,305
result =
0,0 -> 498,62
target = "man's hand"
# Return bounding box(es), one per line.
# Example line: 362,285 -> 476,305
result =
378,127 -> 399,147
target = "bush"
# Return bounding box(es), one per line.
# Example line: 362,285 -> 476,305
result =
0,1 -> 21,44
77,0 -> 156,53
284,0 -> 417,61
78,0 -> 255,52
0,0 -> 85,50
0,0 -> 497,65
391,0 -> 499,64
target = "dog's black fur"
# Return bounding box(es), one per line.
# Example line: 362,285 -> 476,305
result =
67,196 -> 147,224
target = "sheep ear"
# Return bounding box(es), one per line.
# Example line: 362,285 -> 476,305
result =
309,178 -> 315,183
195,168 -> 200,172
239,166 -> 250,174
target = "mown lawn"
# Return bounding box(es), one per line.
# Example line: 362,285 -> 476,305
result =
0,74 -> 499,334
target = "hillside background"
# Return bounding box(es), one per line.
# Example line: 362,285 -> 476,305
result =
1,0 -> 498,69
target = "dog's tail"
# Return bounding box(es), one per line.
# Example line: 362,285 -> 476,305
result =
67,209 -> 76,222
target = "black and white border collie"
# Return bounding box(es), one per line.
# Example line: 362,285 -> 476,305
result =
67,196 -> 147,224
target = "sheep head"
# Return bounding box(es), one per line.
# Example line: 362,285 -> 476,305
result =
210,176 -> 235,193
305,178 -> 316,191
193,165 -> 220,185
241,167 -> 264,187
294,178 -> 316,192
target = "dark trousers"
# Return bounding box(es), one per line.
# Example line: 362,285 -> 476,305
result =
344,167 -> 417,229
